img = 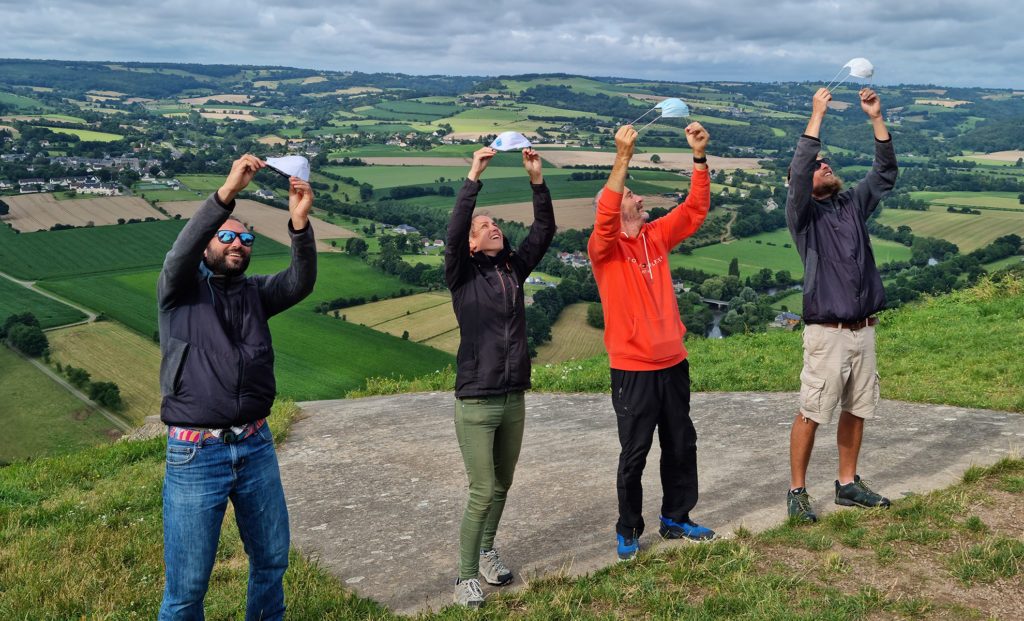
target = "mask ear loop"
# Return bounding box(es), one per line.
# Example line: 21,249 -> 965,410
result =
628,105 -> 658,126
635,114 -> 662,133
824,67 -> 850,93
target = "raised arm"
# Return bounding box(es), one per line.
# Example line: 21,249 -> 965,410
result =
513,148 -> 555,276
786,90 -> 831,234
444,147 -> 495,289
852,89 -> 898,219
259,178 -> 318,316
588,127 -> 637,262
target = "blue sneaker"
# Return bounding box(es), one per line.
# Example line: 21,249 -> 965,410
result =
658,515 -> 716,541
616,533 -> 638,561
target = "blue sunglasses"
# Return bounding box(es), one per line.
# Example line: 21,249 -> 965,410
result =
216,230 -> 255,246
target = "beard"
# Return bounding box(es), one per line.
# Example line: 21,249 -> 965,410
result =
203,246 -> 250,276
815,175 -> 844,196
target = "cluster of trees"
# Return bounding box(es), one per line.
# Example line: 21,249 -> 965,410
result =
2,312 -> 48,357
56,363 -> 123,409
388,184 -> 454,200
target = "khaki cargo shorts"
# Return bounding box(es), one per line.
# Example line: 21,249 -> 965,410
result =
799,323 -> 880,424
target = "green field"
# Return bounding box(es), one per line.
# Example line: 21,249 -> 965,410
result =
0,91 -> 49,110
135,189 -> 205,201
0,277 -> 86,328
174,174 -> 234,193
40,252 -> 454,399
43,126 -> 123,142
876,202 -> 1024,252
673,229 -> 912,279
0,346 -> 117,464
0,220 -> 289,280
907,191 -> 1024,210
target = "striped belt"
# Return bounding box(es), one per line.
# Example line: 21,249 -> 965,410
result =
167,418 -> 266,444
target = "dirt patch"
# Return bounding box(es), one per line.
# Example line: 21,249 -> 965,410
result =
103,428 -> 123,441
915,99 -> 971,107
305,87 -> 383,98
971,150 -> 1024,162
826,100 -> 852,111
199,111 -> 259,122
159,199 -> 356,252
302,76 -> 327,85
444,131 -> 543,142
535,149 -> 762,171
3,194 -> 165,231
911,88 -> 948,95
258,135 -> 287,145
70,409 -> 92,421
180,94 -> 252,105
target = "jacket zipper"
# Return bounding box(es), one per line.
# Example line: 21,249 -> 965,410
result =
497,265 -> 512,387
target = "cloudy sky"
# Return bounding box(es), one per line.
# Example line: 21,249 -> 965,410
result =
3,1 -> 1022,89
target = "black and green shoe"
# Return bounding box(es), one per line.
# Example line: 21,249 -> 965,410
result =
787,487 -> 817,522
835,475 -> 890,508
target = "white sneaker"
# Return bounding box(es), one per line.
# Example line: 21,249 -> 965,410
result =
454,577 -> 484,608
479,548 -> 513,585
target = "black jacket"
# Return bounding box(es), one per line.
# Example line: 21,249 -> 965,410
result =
445,179 -> 555,398
786,135 -> 898,323
157,193 -> 316,427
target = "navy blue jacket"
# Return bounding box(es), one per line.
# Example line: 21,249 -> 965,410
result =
445,179 -> 555,398
157,193 -> 316,427
786,135 -> 898,323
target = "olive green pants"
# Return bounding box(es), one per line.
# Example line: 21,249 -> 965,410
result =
454,391 -> 525,580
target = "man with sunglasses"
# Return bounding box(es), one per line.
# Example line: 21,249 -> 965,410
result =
785,87 -> 898,523
157,153 -> 316,620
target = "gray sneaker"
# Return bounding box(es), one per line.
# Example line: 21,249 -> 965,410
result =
454,577 -> 484,608
479,548 -> 513,585
835,475 -> 891,508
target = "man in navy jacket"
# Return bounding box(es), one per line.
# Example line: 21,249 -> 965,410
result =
785,88 -> 898,523
157,154 -> 316,620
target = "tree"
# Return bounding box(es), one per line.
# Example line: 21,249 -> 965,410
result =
88,381 -> 123,409
728,257 -> 740,277
345,237 -> 368,258
6,323 -> 48,357
650,154 -> 661,164
1,311 -> 40,338
586,302 -> 604,329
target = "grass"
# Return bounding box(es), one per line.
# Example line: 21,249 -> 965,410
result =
0,277 -> 86,328
674,228 -> 911,280
0,345 -> 118,464
41,253 -> 454,401
876,201 -> 1024,253
41,126 -> 123,142
2,401 -> 1022,618
356,272 -> 1024,413
45,322 -> 161,426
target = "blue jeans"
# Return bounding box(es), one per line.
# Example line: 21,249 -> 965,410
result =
159,423 -> 289,621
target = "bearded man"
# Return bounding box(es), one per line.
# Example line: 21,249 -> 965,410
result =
784,87 -> 898,523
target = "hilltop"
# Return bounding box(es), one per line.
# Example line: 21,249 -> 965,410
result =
1,59 -> 1023,462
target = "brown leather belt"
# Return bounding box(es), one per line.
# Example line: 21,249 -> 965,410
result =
813,317 -> 878,331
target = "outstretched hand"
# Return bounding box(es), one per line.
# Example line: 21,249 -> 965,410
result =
217,154 -> 265,204
468,147 -> 497,182
288,177 -> 313,230
522,148 -> 543,184
860,88 -> 882,119
615,125 -> 638,160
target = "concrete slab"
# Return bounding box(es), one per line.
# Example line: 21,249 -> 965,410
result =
278,391 -> 1023,615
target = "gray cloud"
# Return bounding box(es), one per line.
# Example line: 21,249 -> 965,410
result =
1,0 -> 1021,88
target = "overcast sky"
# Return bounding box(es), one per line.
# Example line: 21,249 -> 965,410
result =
3,1 -> 1022,90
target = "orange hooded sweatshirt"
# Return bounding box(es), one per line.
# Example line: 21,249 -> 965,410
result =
587,168 -> 710,371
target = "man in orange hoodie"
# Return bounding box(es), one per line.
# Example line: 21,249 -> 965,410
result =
588,123 -> 714,561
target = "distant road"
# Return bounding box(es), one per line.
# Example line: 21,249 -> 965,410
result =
4,343 -> 132,433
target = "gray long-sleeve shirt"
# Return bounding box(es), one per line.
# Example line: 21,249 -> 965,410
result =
786,135 -> 898,323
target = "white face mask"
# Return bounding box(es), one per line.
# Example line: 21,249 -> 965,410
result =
265,155 -> 311,181
489,131 -> 532,151
825,57 -> 875,91
655,98 -> 690,118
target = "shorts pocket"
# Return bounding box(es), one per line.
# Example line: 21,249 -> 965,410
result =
800,370 -> 837,417
872,372 -> 881,407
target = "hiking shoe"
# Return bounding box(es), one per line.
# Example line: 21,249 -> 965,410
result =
616,533 -> 638,561
454,578 -> 484,608
479,549 -> 513,586
835,475 -> 891,508
787,487 -> 817,522
658,516 -> 716,541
